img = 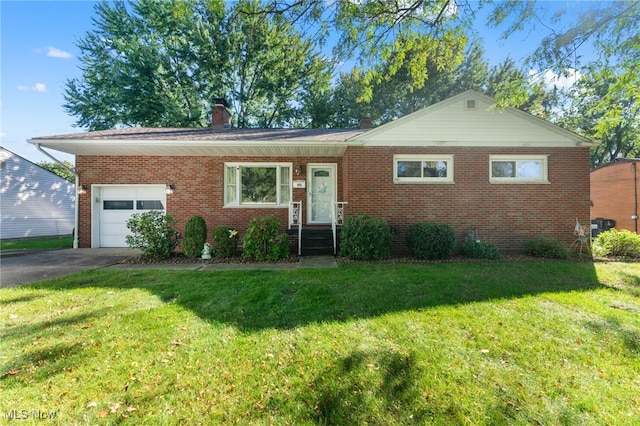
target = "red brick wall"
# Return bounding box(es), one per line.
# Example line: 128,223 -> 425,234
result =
75,155 -> 342,249
591,160 -> 639,233
343,146 -> 592,253
76,147 -> 591,253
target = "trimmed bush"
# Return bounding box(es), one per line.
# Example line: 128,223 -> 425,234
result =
212,226 -> 240,259
460,241 -> 502,260
524,237 -> 571,259
125,210 -> 179,259
405,222 -> 456,260
182,215 -> 208,258
339,215 -> 392,260
592,229 -> 640,258
242,215 -> 289,261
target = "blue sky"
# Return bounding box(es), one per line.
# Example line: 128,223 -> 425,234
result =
1,1 -> 589,164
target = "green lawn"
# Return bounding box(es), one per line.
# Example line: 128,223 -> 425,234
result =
0,235 -> 73,252
1,261 -> 639,424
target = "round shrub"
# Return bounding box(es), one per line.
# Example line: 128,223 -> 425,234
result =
592,229 -> 640,258
339,215 -> 392,260
405,222 -> 456,260
460,241 -> 502,260
212,226 -> 239,259
524,237 -> 571,259
242,215 -> 289,261
125,210 -> 179,259
182,215 -> 208,258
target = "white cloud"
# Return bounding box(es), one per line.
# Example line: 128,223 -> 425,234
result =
529,68 -> 582,91
46,46 -> 72,59
34,46 -> 73,59
17,83 -> 48,93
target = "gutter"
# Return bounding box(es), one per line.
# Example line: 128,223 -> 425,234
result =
33,143 -> 80,249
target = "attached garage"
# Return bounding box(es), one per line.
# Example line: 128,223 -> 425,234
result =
92,185 -> 166,247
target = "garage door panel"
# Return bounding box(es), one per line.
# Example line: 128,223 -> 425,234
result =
98,185 -> 166,248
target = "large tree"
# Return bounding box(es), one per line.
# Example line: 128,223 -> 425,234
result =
64,0 -> 333,130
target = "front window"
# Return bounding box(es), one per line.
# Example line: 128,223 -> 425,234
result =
490,155 -> 548,183
225,163 -> 291,206
394,155 -> 454,183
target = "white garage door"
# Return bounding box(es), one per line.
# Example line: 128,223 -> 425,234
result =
99,186 -> 166,247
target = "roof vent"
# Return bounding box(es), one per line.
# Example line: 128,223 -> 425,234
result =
466,99 -> 476,110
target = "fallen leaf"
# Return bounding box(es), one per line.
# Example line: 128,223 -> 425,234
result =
82,323 -> 94,330
480,349 -> 489,354
4,369 -> 19,376
87,402 -> 97,408
98,410 -> 108,418
110,402 -> 122,413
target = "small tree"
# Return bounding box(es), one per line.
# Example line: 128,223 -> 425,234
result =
212,226 -> 240,259
182,215 -> 208,258
125,210 -> 179,259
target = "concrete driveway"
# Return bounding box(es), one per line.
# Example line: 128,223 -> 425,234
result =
0,248 -> 140,288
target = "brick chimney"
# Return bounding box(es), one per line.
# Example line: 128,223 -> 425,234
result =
359,117 -> 372,129
211,98 -> 231,129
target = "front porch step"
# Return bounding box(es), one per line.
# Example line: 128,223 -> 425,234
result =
288,227 -> 338,256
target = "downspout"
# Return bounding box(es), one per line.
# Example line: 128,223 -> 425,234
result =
34,143 -> 80,249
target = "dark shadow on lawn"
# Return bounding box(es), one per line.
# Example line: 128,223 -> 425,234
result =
23,261 -> 605,333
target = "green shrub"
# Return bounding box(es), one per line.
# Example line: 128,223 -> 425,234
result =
182,215 -> 208,258
405,222 -> 456,260
212,226 -> 240,259
460,241 -> 502,259
125,210 -> 179,259
592,229 -> 640,258
524,237 -> 571,259
339,215 -> 392,260
242,215 -> 289,261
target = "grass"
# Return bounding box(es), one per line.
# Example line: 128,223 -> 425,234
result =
1,261 -> 639,424
0,235 -> 73,252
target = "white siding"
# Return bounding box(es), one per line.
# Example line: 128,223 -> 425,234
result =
0,148 -> 75,239
351,90 -> 590,147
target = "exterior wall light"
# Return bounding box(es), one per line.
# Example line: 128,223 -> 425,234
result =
166,184 -> 175,195
295,165 -> 304,175
77,184 -> 87,195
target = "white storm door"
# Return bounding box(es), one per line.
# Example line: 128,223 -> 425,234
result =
307,164 -> 336,224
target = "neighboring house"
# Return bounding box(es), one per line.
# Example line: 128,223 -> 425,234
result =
590,158 -> 640,234
0,147 -> 75,239
28,90 -> 596,254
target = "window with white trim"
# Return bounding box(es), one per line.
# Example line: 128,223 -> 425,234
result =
224,163 -> 291,206
393,155 -> 454,183
489,155 -> 548,183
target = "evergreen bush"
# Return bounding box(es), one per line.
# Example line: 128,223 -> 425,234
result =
405,222 -> 456,260
125,210 -> 179,259
182,215 -> 208,258
592,229 -> 640,258
460,240 -> 502,259
339,215 -> 392,260
524,237 -> 571,259
242,215 -> 289,261
212,226 -> 240,259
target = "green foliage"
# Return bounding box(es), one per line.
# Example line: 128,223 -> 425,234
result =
125,210 -> 179,259
212,226 -> 240,259
182,216 -> 208,258
524,237 -> 571,259
339,215 -> 392,260
405,222 -> 456,260
592,229 -> 640,258
460,241 -> 502,260
37,161 -> 75,182
63,0 -> 332,130
242,215 -> 289,261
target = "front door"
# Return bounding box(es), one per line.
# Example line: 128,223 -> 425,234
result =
307,164 -> 336,224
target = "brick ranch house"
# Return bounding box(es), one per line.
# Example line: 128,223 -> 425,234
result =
29,90 -> 596,255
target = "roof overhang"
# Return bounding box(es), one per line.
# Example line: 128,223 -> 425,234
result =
28,138 -> 349,157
